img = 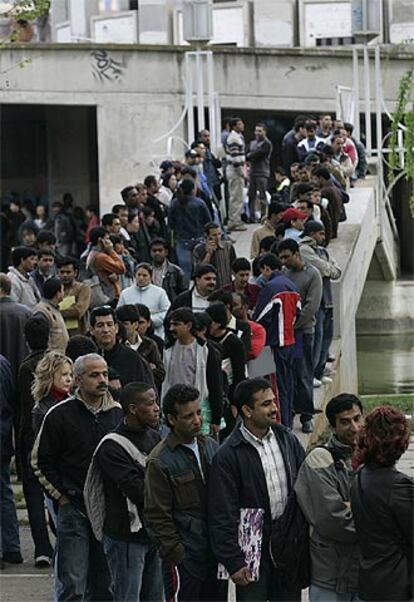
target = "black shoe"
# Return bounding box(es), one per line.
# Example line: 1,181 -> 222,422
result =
241,212 -> 249,223
2,551 -> 23,564
301,420 -> 314,434
35,555 -> 52,568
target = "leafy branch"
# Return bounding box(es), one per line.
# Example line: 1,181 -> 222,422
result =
388,68 -> 414,216
0,0 -> 50,44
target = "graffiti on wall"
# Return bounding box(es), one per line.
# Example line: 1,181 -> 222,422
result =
90,50 -> 126,83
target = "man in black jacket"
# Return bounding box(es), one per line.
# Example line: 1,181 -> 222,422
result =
31,353 -> 123,601
149,237 -> 188,302
209,378 -> 305,602
168,263 -> 217,314
144,384 -> 221,601
89,305 -> 154,387
93,382 -> 163,602
246,123 -> 273,222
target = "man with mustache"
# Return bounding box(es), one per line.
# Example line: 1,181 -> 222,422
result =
144,384 -> 221,601
209,378 -> 305,601
31,354 -> 123,601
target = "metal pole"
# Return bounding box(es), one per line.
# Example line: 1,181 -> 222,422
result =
374,45 -> 383,158
195,51 -> 205,134
352,47 -> 360,140
374,45 -> 383,221
206,51 -> 216,154
363,45 -> 372,156
185,52 -> 195,146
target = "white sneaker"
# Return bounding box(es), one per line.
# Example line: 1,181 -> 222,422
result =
313,378 -> 322,388
321,376 -> 333,384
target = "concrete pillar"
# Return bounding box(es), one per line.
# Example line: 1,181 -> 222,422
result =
96,99 -> 185,213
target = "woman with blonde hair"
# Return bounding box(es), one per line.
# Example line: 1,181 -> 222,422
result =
31,351 -> 73,437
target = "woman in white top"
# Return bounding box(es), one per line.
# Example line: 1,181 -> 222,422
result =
117,263 -> 170,339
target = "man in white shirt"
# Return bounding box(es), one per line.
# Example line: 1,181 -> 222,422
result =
209,377 -> 306,601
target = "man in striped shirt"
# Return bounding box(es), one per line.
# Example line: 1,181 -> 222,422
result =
209,377 -> 305,601
225,117 -> 248,232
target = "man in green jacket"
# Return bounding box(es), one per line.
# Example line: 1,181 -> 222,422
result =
144,384 -> 221,601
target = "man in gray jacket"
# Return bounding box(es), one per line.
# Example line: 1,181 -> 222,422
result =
7,246 -> 41,309
247,123 -> 273,222
277,238 -> 322,433
295,393 -> 364,602
299,221 -> 341,386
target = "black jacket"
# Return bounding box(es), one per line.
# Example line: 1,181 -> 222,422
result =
17,349 -> 46,448
32,394 -> 60,439
96,421 -> 161,543
160,261 -> 188,302
209,330 -> 246,402
145,431 -> 218,579
31,394 -> 123,509
208,422 -> 305,576
167,288 -> 193,312
101,342 -> 155,387
350,463 -> 414,601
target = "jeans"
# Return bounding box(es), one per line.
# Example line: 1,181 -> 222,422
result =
0,458 -> 21,555
236,553 -> 300,602
56,503 -> 112,601
45,496 -> 63,602
294,332 -> 315,423
310,584 -> 361,602
272,345 -> 295,428
248,175 -> 268,219
176,238 -> 203,280
226,165 -> 244,226
20,438 -> 54,558
314,308 -> 334,379
103,536 -> 164,602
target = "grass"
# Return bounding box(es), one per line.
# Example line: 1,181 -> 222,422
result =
361,393 -> 414,416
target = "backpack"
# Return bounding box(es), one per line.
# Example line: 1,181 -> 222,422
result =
269,490 -> 310,589
83,433 -> 147,541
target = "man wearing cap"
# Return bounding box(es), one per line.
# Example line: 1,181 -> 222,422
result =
299,222 -> 341,387
281,208 -> 308,242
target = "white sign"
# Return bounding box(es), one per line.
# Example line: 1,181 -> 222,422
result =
212,6 -> 245,46
304,2 -> 352,46
92,11 -> 138,43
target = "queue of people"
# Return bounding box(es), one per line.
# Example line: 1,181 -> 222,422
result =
0,113 -> 412,602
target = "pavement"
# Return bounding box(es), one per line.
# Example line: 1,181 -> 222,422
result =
1,223 -> 413,601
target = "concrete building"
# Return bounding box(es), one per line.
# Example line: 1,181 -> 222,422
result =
2,0 -> 414,46
1,43 -> 412,212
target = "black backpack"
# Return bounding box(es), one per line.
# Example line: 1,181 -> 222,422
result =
269,489 -> 310,589
268,444 -> 346,589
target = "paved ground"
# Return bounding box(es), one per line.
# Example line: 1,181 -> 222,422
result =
2,223 -> 413,600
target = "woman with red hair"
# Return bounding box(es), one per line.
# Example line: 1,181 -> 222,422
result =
350,406 -> 413,601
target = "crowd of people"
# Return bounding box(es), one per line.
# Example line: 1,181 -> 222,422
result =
0,113 -> 412,602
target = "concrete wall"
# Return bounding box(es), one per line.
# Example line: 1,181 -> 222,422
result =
357,280 -> 414,333
1,44 -> 413,211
